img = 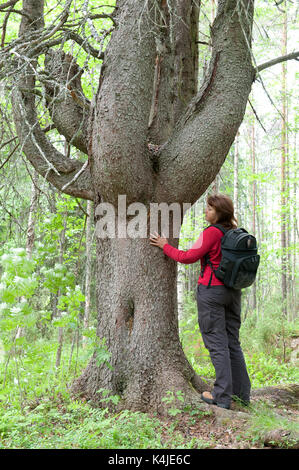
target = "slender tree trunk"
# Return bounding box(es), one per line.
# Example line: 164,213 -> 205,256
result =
83,200 -> 93,348
281,1 -> 288,318
251,111 -> 257,313
292,134 -> 297,320
284,50 -> 291,321
16,170 -> 40,340
256,178 -> 262,318
234,131 -> 239,222
26,170 -> 39,257
55,197 -> 68,369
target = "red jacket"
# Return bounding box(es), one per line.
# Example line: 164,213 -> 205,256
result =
163,226 -> 224,286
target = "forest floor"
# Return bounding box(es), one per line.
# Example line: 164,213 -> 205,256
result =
147,386 -> 299,449
0,385 -> 298,450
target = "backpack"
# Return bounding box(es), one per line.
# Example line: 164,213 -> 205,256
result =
201,224 -> 260,290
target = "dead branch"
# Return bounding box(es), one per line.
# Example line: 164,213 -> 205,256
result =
0,0 -> 19,10
0,134 -> 17,149
256,50 -> 299,73
0,142 -> 19,170
251,383 -> 299,405
248,99 -> 267,133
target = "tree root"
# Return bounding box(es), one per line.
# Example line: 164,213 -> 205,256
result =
251,383 -> 299,406
263,429 -> 299,449
189,382 -> 299,429
191,378 -> 299,406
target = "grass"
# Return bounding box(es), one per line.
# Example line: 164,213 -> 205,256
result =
239,401 -> 299,448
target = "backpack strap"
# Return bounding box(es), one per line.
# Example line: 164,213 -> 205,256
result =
200,224 -> 228,288
210,223 -> 228,235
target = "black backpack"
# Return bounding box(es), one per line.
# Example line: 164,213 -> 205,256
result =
201,224 -> 260,290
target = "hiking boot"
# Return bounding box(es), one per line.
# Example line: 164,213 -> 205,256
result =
200,391 -> 230,410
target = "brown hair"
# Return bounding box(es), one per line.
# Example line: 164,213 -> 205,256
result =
207,193 -> 238,230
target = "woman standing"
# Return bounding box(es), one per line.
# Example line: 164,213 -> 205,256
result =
149,193 -> 251,410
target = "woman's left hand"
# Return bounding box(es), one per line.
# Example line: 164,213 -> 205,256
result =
149,231 -> 168,249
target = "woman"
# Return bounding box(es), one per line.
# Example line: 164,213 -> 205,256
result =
149,193 -> 251,410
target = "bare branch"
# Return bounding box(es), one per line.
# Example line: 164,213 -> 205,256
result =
89,13 -> 117,26
60,30 -> 104,59
1,3 -> 14,48
256,51 -> 299,73
0,142 -> 19,170
0,134 -> 17,149
0,0 -> 19,10
248,99 -> 267,133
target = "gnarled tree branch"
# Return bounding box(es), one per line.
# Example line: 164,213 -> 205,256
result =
154,0 -> 255,206
10,0 -> 94,200
0,0 -> 19,11
43,49 -> 90,155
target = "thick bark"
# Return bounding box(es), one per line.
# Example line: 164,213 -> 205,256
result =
147,0 -> 200,144
73,0 -> 255,413
155,0 -> 255,206
90,0 -> 158,208
72,212 -> 207,413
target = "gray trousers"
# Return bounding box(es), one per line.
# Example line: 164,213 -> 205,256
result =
196,284 -> 251,407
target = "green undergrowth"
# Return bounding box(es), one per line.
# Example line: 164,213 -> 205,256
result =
0,289 -> 297,449
238,401 -> 299,448
0,393 -> 210,450
0,340 -> 210,449
179,293 -> 299,388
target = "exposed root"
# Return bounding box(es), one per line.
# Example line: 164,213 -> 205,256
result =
251,383 -> 299,406
263,429 -> 299,449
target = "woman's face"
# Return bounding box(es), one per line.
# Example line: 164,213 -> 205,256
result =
205,204 -> 218,224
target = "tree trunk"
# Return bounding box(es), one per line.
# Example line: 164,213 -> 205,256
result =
233,131 -> 239,223
83,200 -> 93,348
73,218 -> 207,413
11,0 -> 255,415
55,196 -> 68,369
292,133 -> 297,321
26,170 -> 39,257
16,169 -> 39,340
251,110 -> 257,313
281,1 -> 288,318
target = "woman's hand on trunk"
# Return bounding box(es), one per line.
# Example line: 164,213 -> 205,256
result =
149,231 -> 168,249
